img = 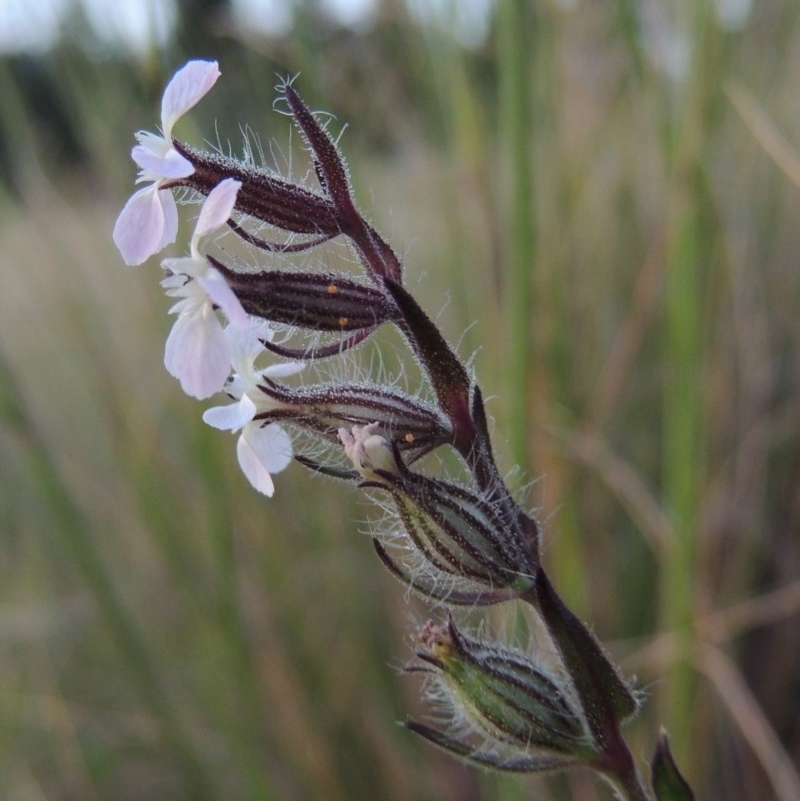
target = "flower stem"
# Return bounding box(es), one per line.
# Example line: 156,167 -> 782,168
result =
605,760 -> 655,801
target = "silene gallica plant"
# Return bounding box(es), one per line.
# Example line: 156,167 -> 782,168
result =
113,60 -> 695,801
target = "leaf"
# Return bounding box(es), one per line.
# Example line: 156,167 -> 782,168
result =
383,278 -> 474,455
534,569 -> 640,746
652,730 -> 695,801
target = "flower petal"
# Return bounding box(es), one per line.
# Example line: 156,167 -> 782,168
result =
226,318 -> 273,363
237,434 -> 276,496
251,423 -> 294,473
157,189 -> 180,250
164,308 -> 231,399
203,394 -> 257,432
199,271 -> 248,327
194,178 -> 241,241
113,185 -> 164,266
161,60 -> 220,136
236,423 -> 294,496
261,361 -> 305,379
162,256 -> 204,280
132,141 -> 194,179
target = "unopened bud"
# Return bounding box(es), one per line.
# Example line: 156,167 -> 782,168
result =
372,463 -> 538,599
255,380 -> 451,458
406,617 -> 597,771
213,266 -> 398,332
174,142 -> 340,236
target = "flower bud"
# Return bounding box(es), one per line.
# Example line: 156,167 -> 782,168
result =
406,617 -> 597,772
255,380 -> 452,458
364,455 -> 538,601
174,142 -> 341,237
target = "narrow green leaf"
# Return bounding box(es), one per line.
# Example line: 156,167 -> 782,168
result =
652,730 -> 695,801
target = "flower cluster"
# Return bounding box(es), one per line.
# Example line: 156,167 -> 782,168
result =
114,61 -> 692,801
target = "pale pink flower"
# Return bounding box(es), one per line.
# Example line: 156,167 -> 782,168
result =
162,178 -> 247,399
203,320 -> 303,496
113,60 -> 221,266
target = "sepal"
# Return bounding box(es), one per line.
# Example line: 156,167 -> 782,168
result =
338,424 -> 537,601
255,379 -> 451,458
213,265 -> 397,332
405,721 -> 582,774
386,469 -> 536,592
406,617 -> 597,770
373,540 -> 520,606
174,142 -> 340,237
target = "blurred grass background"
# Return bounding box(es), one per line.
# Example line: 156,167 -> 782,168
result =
1,0 -> 799,799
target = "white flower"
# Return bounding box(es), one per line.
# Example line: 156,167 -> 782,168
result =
203,320 -> 304,496
113,60 -> 221,266
162,178 -> 247,400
